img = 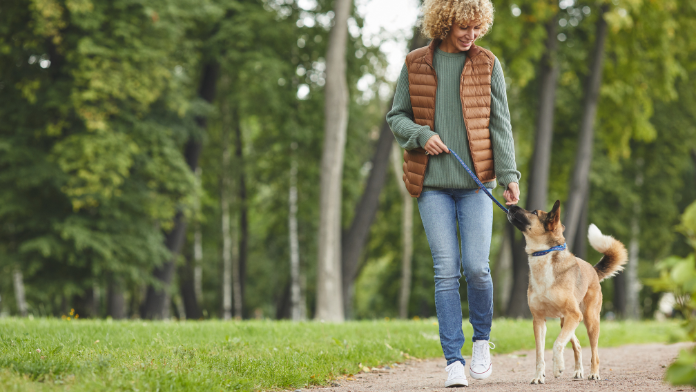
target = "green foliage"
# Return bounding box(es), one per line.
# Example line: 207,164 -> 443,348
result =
188,0 -> 388,318
646,201 -> 696,386
0,0 -> 213,314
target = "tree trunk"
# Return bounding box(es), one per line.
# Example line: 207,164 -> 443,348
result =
180,254 -> 202,319
90,283 -> 100,318
625,213 -> 640,319
506,15 -> 560,318
505,224 -> 531,317
220,85 -> 243,321
564,5 -> 609,250
173,294 -> 186,320
234,106 -> 248,318
140,62 -> 218,319
492,227 -> 512,316
221,105 -> 233,321
194,167 -> 204,304
526,13 -> 560,212
107,279 -> 126,319
391,142 -> 414,319
140,211 -> 187,319
276,282 -> 292,319
613,271 -> 626,317
573,189 -> 589,260
289,158 -> 305,321
13,267 -> 28,317
341,29 -> 428,318
626,165 -> 643,319
180,166 -> 204,319
316,0 -> 353,322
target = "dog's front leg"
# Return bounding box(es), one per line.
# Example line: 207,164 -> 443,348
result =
553,313 -> 581,378
531,317 -> 546,384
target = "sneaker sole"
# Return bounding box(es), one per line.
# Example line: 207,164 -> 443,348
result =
445,377 -> 469,387
469,365 -> 492,380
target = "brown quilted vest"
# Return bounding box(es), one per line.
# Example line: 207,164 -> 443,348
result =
402,39 -> 496,198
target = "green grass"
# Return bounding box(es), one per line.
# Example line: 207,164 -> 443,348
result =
0,318 -> 686,391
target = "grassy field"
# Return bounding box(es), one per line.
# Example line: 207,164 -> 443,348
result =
0,318 -> 687,391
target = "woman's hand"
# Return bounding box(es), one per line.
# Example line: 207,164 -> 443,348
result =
504,182 -> 520,205
424,135 -> 450,155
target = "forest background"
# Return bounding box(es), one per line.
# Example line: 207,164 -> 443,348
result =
1,0 -> 695,323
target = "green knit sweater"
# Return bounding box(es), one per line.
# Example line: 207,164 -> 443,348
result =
387,47 -> 521,191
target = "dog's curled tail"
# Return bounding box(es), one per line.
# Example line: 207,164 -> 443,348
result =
588,224 -> 628,282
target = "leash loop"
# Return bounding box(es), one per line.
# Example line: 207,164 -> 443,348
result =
449,150 -> 509,214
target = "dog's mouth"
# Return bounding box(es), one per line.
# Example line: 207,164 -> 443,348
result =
507,207 -> 530,232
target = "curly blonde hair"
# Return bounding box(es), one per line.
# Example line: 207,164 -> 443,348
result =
420,0 -> 495,40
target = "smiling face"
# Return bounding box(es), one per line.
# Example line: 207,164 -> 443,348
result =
507,200 -> 566,251
441,21 -> 482,52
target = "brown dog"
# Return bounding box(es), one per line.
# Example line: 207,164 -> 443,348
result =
507,200 -> 627,384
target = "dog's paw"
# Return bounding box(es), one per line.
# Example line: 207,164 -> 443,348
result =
588,373 -> 600,380
553,358 -> 564,378
530,376 -> 545,385
573,369 -> 584,380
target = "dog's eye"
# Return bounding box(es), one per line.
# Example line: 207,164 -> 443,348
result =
532,210 -> 538,215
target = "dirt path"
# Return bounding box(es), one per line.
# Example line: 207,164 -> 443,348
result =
306,343 -> 694,392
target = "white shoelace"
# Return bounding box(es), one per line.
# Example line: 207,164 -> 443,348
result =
446,361 -> 466,379
472,341 -> 495,364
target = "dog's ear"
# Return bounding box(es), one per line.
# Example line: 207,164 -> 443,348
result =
551,200 -> 561,214
548,200 -> 561,231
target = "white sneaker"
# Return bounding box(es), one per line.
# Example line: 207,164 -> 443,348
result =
469,340 -> 494,380
445,361 -> 468,387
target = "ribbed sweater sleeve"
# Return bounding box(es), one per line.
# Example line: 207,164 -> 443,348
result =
386,64 -> 438,150
490,58 -> 521,189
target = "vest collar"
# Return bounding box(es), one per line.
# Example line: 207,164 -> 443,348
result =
530,243 -> 567,257
424,39 -> 439,68
425,39 -> 482,68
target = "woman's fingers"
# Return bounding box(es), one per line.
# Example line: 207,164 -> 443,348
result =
504,190 -> 513,205
504,188 -> 520,205
437,139 -> 450,153
425,136 -> 448,155
426,141 -> 442,155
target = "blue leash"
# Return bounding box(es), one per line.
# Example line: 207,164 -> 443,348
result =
449,150 -> 567,255
448,149 -> 509,214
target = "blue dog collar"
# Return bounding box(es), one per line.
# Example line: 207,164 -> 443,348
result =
531,243 -> 567,257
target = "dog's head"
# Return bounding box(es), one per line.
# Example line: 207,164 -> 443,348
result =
507,200 -> 565,248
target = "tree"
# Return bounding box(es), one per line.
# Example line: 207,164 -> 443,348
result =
563,4 -> 609,250
341,28 -> 428,318
390,143 -> 415,319
315,0 -> 353,322
505,3 -> 561,318
0,0 -> 210,318
141,62 -> 219,319
289,155 -> 306,320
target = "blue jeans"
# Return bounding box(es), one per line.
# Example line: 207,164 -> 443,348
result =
417,188 -> 494,366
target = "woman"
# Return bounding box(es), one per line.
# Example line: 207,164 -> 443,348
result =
387,0 -> 520,387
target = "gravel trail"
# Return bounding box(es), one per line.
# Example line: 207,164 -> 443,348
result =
308,343 -> 694,392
